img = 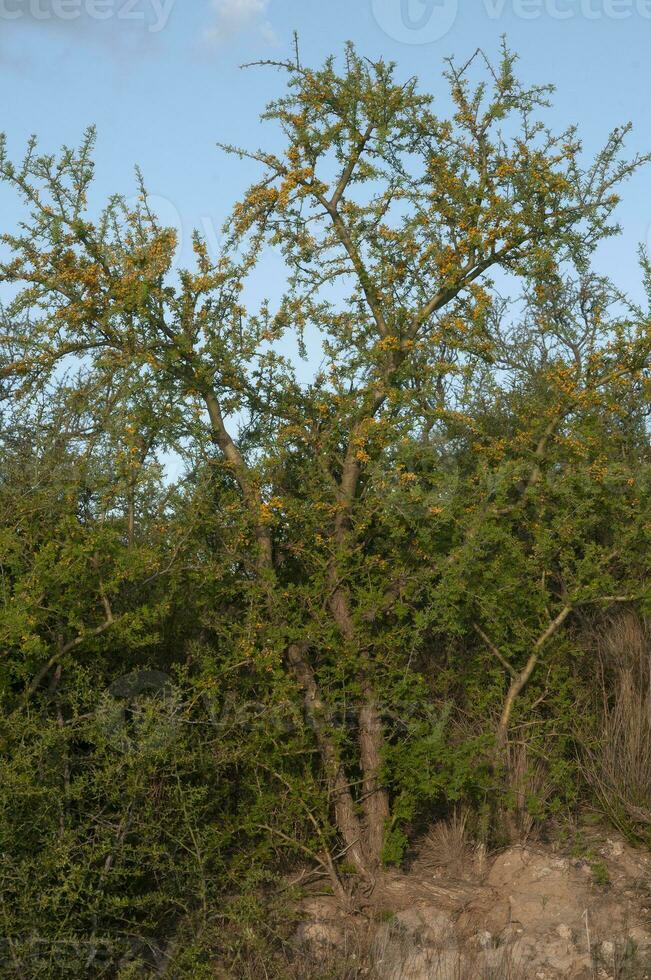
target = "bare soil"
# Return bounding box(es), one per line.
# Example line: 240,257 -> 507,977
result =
292,826 -> 651,979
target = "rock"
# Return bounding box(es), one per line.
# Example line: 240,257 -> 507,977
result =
373,942 -> 469,980
390,907 -> 423,934
414,906 -> 456,945
540,934 -> 588,974
295,918 -> 343,951
295,896 -> 346,953
295,831 -> 651,980
475,929 -> 492,949
377,903 -> 456,952
486,846 -> 530,888
486,847 -> 586,933
607,839 -> 624,858
478,898 -> 512,935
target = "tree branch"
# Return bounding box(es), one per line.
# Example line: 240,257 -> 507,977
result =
473,623 -> 517,678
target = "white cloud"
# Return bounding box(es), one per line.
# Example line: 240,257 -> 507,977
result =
204,0 -> 275,45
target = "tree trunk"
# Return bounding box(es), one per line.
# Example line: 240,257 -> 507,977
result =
327,569 -> 390,867
358,689 -> 390,863
287,644 -> 374,880
327,441 -> 392,865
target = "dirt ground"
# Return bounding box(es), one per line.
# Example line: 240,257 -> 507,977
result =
293,825 -> 651,979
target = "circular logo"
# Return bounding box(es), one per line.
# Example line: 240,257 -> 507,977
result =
97,670 -> 178,755
372,0 -> 459,43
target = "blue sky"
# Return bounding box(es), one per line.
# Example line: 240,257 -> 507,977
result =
1,0 -> 650,308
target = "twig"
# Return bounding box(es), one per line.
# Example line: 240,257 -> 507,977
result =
473,623 -> 517,678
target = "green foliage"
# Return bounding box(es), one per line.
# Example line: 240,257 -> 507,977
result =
0,42 -> 650,974
591,860 -> 612,887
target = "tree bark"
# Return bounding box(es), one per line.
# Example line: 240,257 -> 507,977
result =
203,388 -> 273,569
327,441 -> 390,866
483,605 -> 573,755
287,645 -> 374,879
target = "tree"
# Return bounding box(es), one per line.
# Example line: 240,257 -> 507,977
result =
1,43 -> 650,893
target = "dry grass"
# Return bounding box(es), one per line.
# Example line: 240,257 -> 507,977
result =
589,933 -> 650,979
283,922 -> 529,980
498,739 -> 553,844
260,928 -> 649,980
579,612 -> 651,836
416,810 -> 473,878
281,925 -> 372,979
371,929 -> 529,980
232,911 -> 650,980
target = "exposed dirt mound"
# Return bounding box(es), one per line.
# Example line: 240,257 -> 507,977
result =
294,829 -> 651,978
